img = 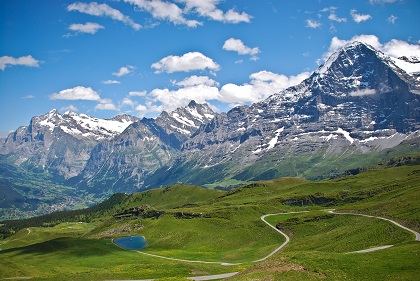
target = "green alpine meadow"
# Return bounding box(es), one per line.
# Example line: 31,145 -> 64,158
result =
0,154 -> 419,280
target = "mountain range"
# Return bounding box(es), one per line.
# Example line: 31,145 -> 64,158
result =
1,41 -> 419,219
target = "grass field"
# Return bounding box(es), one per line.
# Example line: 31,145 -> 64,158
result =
0,162 -> 419,280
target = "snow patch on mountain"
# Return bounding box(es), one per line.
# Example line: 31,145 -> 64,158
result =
391,57 -> 420,75
36,110 -> 136,140
267,127 -> 284,150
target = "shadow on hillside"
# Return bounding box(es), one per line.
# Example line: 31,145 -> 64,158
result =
1,237 -> 120,257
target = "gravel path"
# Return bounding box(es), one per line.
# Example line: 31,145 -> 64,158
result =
116,209 -> 419,280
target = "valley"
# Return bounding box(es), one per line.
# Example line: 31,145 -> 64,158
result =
0,160 -> 419,280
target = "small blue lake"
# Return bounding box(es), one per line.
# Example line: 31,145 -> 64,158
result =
114,236 -> 147,250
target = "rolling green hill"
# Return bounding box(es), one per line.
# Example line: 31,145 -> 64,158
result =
0,156 -> 419,280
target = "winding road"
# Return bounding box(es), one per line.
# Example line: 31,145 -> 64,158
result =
115,209 -> 419,280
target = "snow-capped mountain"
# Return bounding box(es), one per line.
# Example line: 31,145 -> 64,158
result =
34,109 -> 137,141
0,103 -> 215,186
72,101 -> 216,192
1,42 -> 419,210
0,110 -> 138,179
145,42 -> 420,187
155,100 -> 215,141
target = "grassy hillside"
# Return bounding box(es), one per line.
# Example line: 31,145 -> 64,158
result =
0,158 -> 419,280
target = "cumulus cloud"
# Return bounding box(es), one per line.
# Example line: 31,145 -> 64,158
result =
350,10 -> 372,23
174,75 -> 219,87
324,35 -> 420,60
381,39 -> 420,58
61,105 -> 78,112
120,97 -> 137,108
132,69 -> 311,116
67,2 -> 141,30
306,19 -> 321,28
124,0 -> 201,27
128,91 -> 147,96
135,104 -> 148,113
223,38 -> 260,60
180,0 -> 252,24
350,89 -> 377,97
147,84 -> 220,112
102,80 -> 121,84
95,98 -> 118,110
0,55 -> 41,71
49,86 -> 101,100
219,71 -> 311,104
219,83 -> 255,103
319,35 -> 381,62
151,52 -> 220,74
68,22 -> 104,34
113,65 -> 135,77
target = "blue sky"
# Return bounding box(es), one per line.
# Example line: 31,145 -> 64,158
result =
1,0 -> 419,137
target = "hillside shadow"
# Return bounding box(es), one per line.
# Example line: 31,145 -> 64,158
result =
0,237 -> 120,257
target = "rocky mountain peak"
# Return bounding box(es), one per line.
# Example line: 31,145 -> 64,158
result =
155,101 -> 215,140
398,56 -> 420,64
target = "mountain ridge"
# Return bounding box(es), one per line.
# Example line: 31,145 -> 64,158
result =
1,41 -> 420,218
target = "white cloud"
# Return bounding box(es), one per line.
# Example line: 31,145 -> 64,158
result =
223,38 -> 260,60
102,79 -> 121,84
0,55 -> 41,71
151,52 -> 220,74
387,15 -> 398,24
320,35 -> 381,62
135,104 -> 148,113
328,13 -> 346,23
306,19 -> 321,28
320,6 -> 337,13
49,86 -> 101,100
350,89 -> 377,97
124,0 -> 201,27
95,98 -> 118,110
113,65 -> 135,77
134,69 -> 311,115
350,10 -> 372,23
61,105 -> 78,112
128,91 -> 147,96
121,97 -> 137,108
219,83 -> 255,103
320,35 -> 420,67
181,0 -> 252,24
21,95 -> 35,99
219,70 -> 311,104
382,39 -> 420,58
148,84 -> 220,111
68,22 -> 104,34
175,75 -> 219,87
67,2 -> 141,30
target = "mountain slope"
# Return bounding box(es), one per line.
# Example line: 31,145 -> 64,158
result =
0,110 -> 138,180
1,42 -> 420,219
145,42 -> 420,187
70,101 -> 216,195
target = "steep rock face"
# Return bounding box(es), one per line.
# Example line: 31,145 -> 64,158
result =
155,100 -> 215,142
145,42 -> 420,186
75,119 -> 179,193
0,110 -> 138,180
72,103 -> 215,194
